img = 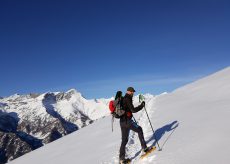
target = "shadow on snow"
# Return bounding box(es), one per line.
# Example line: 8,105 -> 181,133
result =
131,120 -> 179,160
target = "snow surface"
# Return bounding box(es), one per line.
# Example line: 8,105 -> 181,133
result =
8,67 -> 230,164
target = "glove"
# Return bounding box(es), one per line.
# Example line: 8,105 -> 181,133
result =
141,101 -> 145,107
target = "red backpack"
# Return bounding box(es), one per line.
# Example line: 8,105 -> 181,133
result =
109,98 -> 125,119
109,100 -> 115,113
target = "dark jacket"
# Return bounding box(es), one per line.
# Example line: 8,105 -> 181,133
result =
121,93 -> 144,121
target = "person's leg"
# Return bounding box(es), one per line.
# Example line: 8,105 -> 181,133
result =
129,120 -> 147,149
119,121 -> 130,160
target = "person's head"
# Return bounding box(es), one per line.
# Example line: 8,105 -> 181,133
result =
126,87 -> 136,97
115,91 -> 122,100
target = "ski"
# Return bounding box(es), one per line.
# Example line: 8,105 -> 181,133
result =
140,146 -> 156,159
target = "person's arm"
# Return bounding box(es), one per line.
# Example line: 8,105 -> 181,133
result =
127,99 -> 144,113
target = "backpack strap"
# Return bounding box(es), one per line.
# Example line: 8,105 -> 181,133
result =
111,114 -> 114,132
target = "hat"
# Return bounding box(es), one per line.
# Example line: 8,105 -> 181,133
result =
127,87 -> 136,92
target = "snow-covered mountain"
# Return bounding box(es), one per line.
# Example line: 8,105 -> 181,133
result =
0,89 -> 110,163
7,66 -> 230,164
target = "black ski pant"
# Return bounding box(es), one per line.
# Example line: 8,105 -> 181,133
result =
119,119 -> 147,160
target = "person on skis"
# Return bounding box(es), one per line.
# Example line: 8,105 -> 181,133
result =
119,87 -> 151,164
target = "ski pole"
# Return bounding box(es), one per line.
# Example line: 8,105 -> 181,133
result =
132,116 -> 138,124
139,94 -> 161,150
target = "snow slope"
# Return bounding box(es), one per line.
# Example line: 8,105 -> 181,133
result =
0,89 -> 110,163
153,67 -> 230,164
9,67 -> 230,164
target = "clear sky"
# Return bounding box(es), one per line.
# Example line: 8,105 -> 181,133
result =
1,0 -> 230,98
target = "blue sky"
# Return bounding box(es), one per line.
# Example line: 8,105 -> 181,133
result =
0,0 -> 230,98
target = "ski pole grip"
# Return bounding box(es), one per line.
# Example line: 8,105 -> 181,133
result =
139,94 -> 145,103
